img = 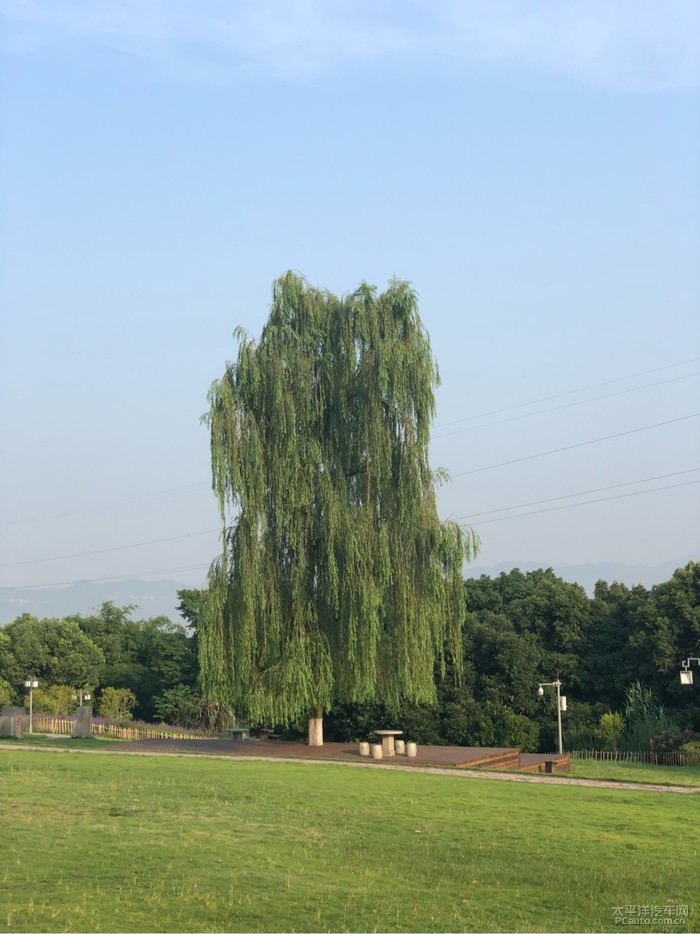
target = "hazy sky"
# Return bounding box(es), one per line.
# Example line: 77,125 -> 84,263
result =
1,0 -> 699,600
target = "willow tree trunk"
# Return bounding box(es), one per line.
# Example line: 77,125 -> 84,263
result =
307,710 -> 324,746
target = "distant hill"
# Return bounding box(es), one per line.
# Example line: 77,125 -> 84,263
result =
0,579 -> 187,626
1,558 -> 695,625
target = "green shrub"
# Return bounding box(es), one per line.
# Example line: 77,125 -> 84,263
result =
26,685 -> 76,715
679,740 -> 700,764
597,712 -> 625,752
97,687 -> 136,721
0,678 -> 15,708
153,684 -> 199,727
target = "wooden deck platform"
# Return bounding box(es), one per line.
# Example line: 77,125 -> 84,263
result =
114,737 -> 570,772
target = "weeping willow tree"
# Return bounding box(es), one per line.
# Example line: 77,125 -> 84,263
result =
201,271 -> 478,744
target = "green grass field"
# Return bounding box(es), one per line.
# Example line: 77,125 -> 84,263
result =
0,748 -> 697,933
568,758 -> 700,787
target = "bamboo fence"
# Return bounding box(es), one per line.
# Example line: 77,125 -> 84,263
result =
570,748 -> 700,767
24,715 -> 209,742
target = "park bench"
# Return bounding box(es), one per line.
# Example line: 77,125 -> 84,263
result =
223,727 -> 250,741
258,727 -> 281,740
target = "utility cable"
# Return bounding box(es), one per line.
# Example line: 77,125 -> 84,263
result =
3,563 -> 212,591
0,528 -> 221,568
450,413 -> 700,479
454,468 -> 700,520
433,372 -> 699,439
436,356 -> 700,428
465,480 -> 700,526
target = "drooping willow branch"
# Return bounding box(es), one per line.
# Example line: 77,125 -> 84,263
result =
200,272 -> 479,724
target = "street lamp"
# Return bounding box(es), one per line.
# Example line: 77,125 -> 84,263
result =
537,676 -> 566,755
73,689 -> 92,706
679,658 -> 700,685
24,678 -> 39,733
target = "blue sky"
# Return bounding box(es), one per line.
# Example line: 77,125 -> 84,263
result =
1,0 -> 699,601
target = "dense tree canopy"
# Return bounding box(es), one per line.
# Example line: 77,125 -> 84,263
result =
202,272 -> 478,738
0,615 -> 105,692
70,602 -> 197,720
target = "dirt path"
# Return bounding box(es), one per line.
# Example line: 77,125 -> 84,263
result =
2,741 -> 698,794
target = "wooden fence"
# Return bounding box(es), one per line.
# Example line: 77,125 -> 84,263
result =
571,748 -> 700,767
24,715 -> 209,742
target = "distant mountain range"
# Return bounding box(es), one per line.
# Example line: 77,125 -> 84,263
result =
0,558 -> 695,625
0,579 -> 187,627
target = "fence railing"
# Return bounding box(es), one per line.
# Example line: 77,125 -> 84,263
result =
23,714 -> 210,742
28,715 -> 73,734
91,722 -> 209,741
571,748 -> 700,767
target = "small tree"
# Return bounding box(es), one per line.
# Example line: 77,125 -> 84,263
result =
153,685 -> 199,727
97,687 -> 137,721
597,711 -> 624,752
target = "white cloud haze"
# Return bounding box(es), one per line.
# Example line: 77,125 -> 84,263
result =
2,0 -> 699,89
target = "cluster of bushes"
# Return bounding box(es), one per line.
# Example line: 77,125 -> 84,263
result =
299,563 -> 700,753
2,562 -> 698,752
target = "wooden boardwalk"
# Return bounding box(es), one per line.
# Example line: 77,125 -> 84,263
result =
113,737 -> 571,772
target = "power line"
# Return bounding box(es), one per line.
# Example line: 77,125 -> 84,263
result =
2,563 -> 212,591
450,413 -> 700,479
6,468 -> 697,576
433,372 -> 699,440
0,528 -> 221,568
3,359 -> 696,527
1,481 -> 211,526
454,468 -> 700,520
436,356 -> 700,428
466,480 -> 700,526
6,472 -> 698,591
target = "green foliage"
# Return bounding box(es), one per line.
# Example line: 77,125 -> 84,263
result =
203,272 -> 478,725
0,677 -> 15,708
597,712 -> 625,752
29,685 -> 77,715
622,682 -> 680,752
153,684 -> 199,727
0,615 -> 104,693
71,602 -> 198,720
679,740 -> 700,764
97,687 -> 137,721
649,729 -> 700,754
193,697 -> 236,733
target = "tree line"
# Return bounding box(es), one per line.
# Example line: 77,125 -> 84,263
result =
1,561 -> 697,752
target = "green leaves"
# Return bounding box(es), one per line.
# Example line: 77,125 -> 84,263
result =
203,272 -> 478,724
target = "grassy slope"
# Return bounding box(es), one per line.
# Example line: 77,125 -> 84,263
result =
0,750 -> 697,933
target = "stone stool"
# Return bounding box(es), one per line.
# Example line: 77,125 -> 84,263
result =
371,743 -> 383,759
405,742 -> 417,758
395,739 -> 405,755
359,741 -> 370,756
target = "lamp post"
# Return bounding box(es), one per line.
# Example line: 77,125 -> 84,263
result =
537,676 -> 565,755
679,657 -> 700,685
24,678 -> 38,733
74,689 -> 91,707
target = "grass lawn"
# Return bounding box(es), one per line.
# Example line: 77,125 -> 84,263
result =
0,733 -> 123,749
567,758 -> 700,788
0,749 -> 697,933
